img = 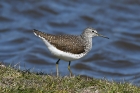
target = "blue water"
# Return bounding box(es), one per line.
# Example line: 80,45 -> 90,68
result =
0,0 -> 140,85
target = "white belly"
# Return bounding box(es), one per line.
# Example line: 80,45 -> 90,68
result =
42,38 -> 86,62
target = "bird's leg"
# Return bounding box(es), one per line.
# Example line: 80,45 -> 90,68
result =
56,59 -> 60,77
68,61 -> 73,77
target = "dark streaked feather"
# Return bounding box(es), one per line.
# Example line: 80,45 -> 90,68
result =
33,29 -> 85,54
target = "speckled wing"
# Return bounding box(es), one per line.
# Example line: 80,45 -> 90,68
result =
33,29 -> 85,54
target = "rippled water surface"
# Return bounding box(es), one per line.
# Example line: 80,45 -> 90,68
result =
0,0 -> 140,85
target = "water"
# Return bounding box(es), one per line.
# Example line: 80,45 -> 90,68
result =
0,0 -> 140,85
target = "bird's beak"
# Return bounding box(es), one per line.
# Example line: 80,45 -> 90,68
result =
97,33 -> 109,39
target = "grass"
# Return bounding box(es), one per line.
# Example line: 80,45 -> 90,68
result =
0,63 -> 140,93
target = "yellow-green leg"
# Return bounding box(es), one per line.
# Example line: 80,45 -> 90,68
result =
56,59 -> 60,77
68,61 -> 73,77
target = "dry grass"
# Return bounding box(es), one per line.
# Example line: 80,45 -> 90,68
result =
0,63 -> 140,93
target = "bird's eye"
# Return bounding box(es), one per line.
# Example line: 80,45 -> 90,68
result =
92,30 -> 97,34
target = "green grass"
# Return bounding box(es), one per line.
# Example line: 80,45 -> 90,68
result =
0,64 -> 140,93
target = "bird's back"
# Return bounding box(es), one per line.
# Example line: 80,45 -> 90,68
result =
33,29 -> 86,54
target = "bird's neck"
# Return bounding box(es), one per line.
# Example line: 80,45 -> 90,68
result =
80,34 -> 93,53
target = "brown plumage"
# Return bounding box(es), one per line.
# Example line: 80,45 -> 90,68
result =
33,28 -> 109,77
33,29 -> 86,54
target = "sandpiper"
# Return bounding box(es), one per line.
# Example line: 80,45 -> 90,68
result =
33,27 -> 109,76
